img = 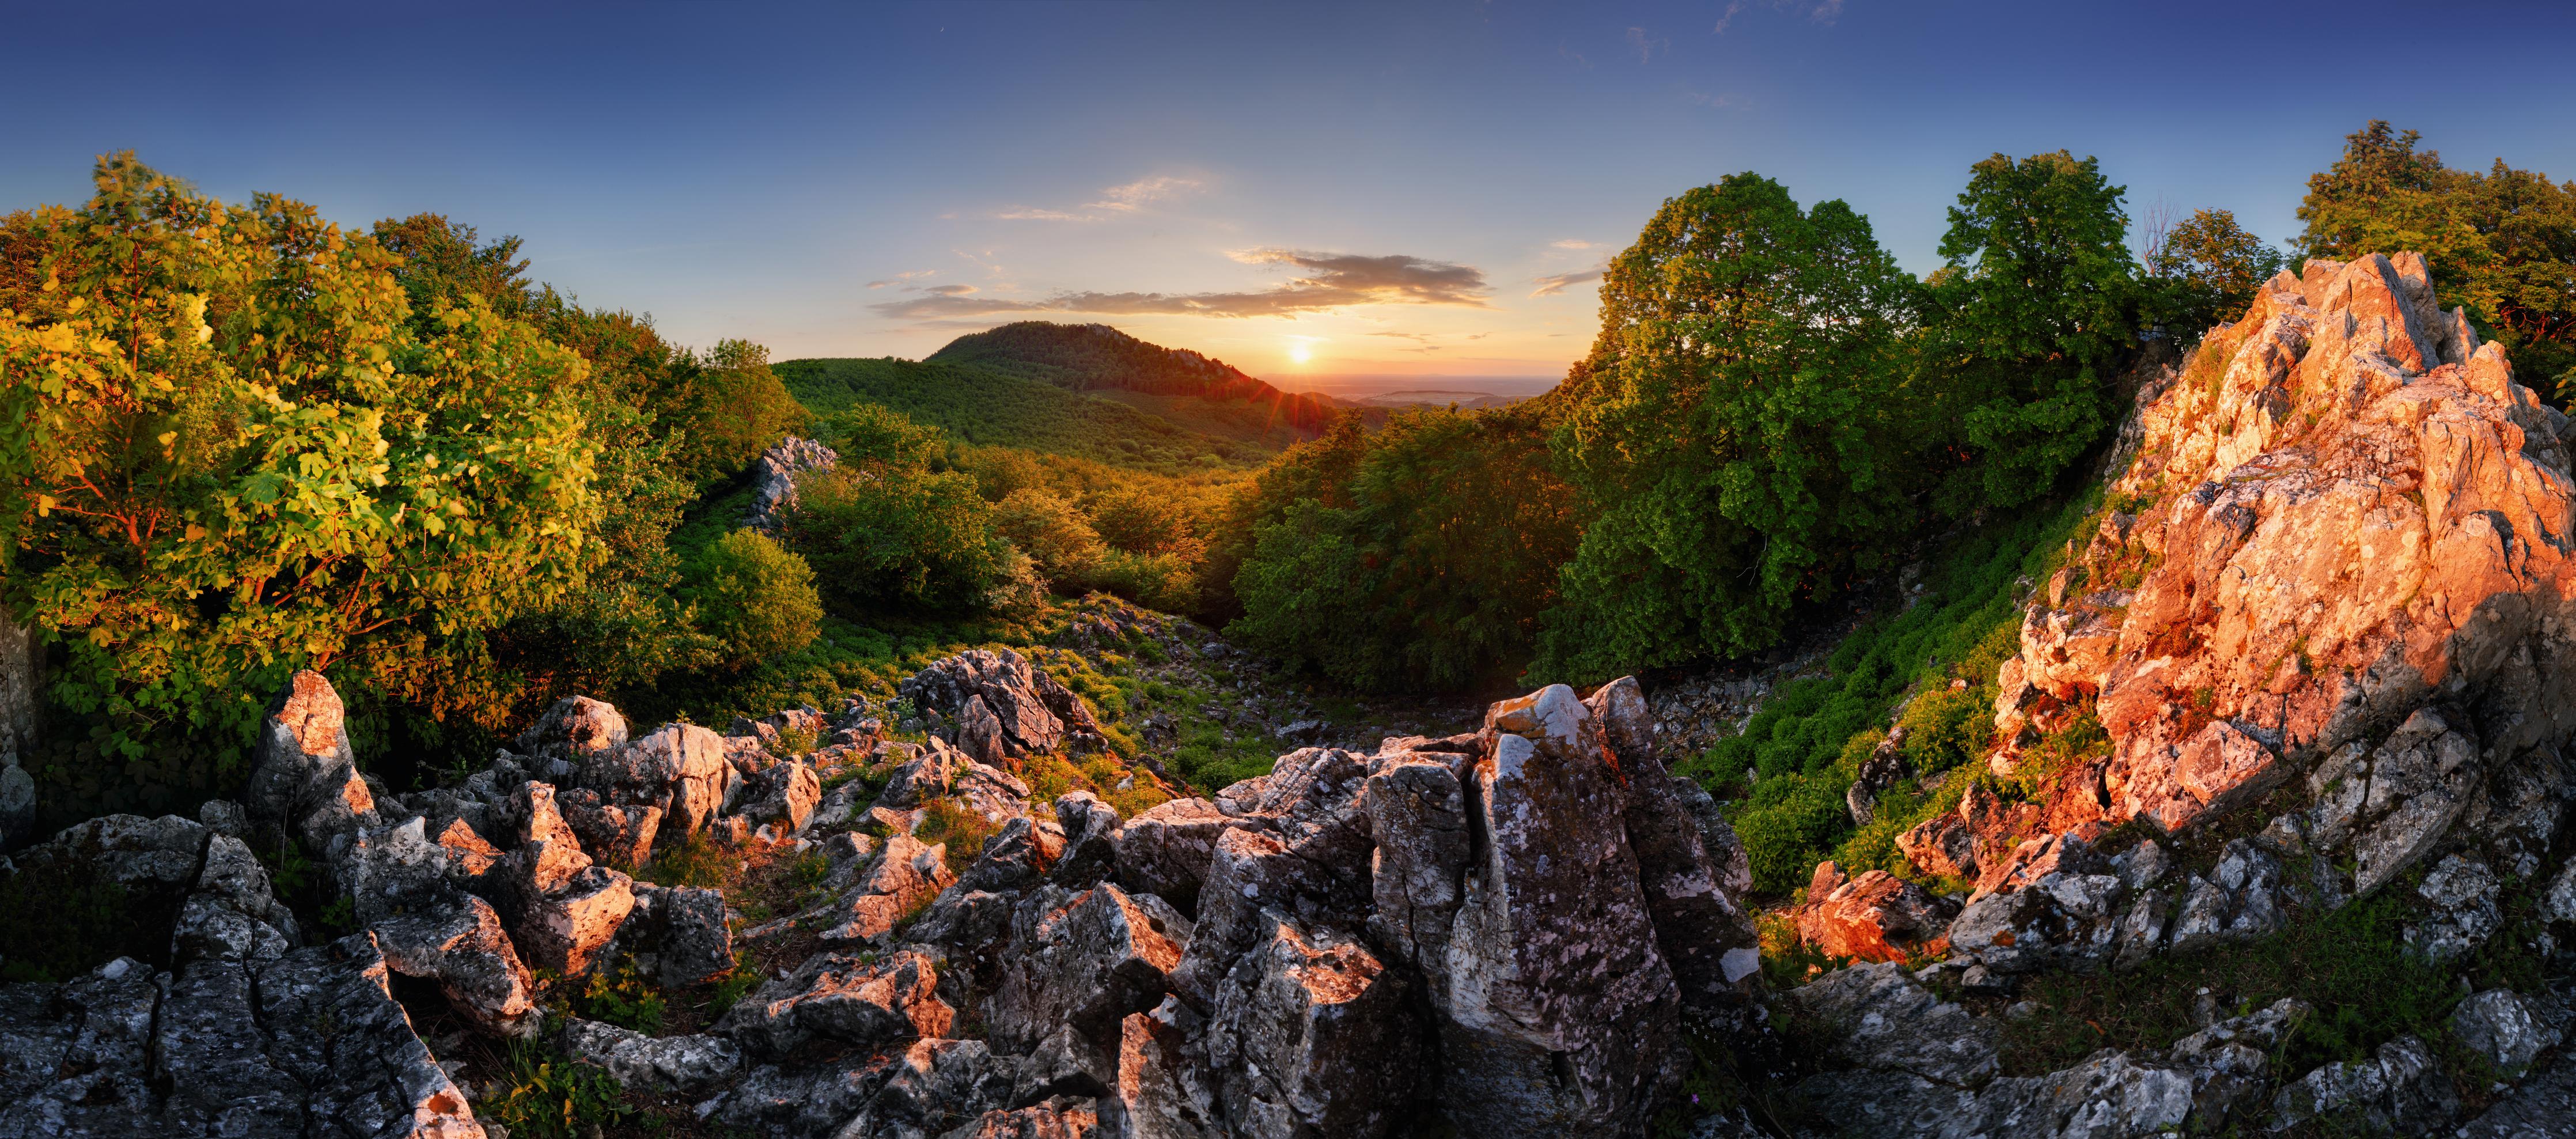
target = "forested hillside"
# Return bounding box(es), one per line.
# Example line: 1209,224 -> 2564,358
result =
773,355 -> 1276,472
929,320 -> 1338,431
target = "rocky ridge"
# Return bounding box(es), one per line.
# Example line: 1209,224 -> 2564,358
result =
1779,253 -> 2576,1135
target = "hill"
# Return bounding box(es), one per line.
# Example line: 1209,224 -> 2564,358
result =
772,355 -> 1281,472
928,321 -> 1339,433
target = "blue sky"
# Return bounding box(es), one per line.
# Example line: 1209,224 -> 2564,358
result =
5,1 -> 2570,388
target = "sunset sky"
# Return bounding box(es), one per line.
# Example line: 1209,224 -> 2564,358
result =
6,1 -> 2570,392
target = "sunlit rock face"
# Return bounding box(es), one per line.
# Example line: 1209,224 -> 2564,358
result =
2003,253 -> 2576,879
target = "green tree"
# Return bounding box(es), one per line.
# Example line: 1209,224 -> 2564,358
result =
1534,173 -> 1919,680
669,339 -> 808,485
0,155 -> 601,808
2148,208 -> 2287,339
1928,151 -> 2140,511
785,404 -> 1024,612
685,529 -> 822,668
2298,121 -> 2576,393
992,487 -> 1105,586
1227,406 -> 1578,691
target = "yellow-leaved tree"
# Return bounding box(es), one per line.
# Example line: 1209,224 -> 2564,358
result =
0,154 -> 602,811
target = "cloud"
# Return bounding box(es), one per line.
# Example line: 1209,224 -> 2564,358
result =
868,269 -> 938,288
1530,267 -> 1606,298
1086,176 -> 1203,212
997,207 -> 1090,222
869,248 -> 1491,320
1715,0 -> 1843,33
925,284 -> 978,296
1551,239 -> 1598,250
1625,26 -> 1669,63
1688,90 -> 1744,109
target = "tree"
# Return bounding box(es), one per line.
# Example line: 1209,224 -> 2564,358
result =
992,487 -> 1105,586
2299,122 -> 2576,393
669,339 -> 808,485
2148,209 -> 2287,339
1534,173 -> 1920,680
685,529 -> 822,668
1228,406 -> 1578,691
1927,151 -> 2141,511
0,155 -> 601,808
784,405 -> 1024,612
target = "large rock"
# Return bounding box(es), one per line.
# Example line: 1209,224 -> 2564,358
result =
1113,798 -> 1234,914
819,834 -> 955,944
574,721 -> 730,844
748,435 -> 838,531
900,649 -> 1104,766
1203,914 -> 1419,1138
558,1017 -> 744,1094
715,948 -> 954,1057
1428,684 -> 1681,1136
514,695 -> 629,780
1797,863 -> 1960,964
240,670 -> 378,851
987,884 -> 1190,1057
371,894 -> 538,1038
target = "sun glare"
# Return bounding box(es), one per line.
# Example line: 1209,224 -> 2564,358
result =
1287,342 -> 1312,364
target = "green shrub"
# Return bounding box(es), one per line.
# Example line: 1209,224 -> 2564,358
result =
686,528 -> 824,668
481,1043 -> 635,1139
574,960 -> 667,1035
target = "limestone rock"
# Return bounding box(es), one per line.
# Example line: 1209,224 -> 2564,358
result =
900,648 -> 1104,766
987,883 -> 1189,1056
371,893 -> 538,1038
1050,791 -> 1123,890
1203,915 -> 1419,1138
741,759 -> 823,835
1797,864 -> 1960,964
1898,812 -> 1979,879
240,670 -> 378,850
717,948 -> 954,1058
559,1017 -> 744,1093
820,834 -> 955,944
1113,797 -> 1234,914
749,436 -> 838,531
514,695 -> 629,779
576,721 -> 730,843
2449,989 -> 2561,1074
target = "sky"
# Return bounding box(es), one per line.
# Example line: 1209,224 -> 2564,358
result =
4,1 -> 2571,393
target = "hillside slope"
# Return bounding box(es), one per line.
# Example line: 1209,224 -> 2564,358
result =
772,355 -> 1281,471
929,321 -> 1338,433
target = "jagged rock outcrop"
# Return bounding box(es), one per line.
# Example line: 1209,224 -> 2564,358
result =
0,815 -> 487,1136
749,435 -> 838,531
901,648 -> 1106,767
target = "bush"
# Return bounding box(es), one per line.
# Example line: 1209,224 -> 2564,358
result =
786,406 -> 1022,612
685,529 -> 823,668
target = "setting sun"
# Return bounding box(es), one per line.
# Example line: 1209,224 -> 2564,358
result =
1287,341 -> 1312,364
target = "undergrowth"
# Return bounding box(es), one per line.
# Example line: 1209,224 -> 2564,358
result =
480,1042 -> 639,1139
1686,494 -> 2096,896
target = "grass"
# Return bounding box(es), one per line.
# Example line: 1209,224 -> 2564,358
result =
639,833 -> 732,890
574,960 -> 668,1035
1988,884 -> 2476,1079
479,1041 -> 638,1139
914,796 -> 1005,859
1687,493 -> 2097,897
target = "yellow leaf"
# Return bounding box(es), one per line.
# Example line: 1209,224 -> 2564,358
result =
157,431 -> 177,447
35,494 -> 54,516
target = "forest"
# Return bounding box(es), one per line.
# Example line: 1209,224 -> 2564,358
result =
4,122 -> 2571,843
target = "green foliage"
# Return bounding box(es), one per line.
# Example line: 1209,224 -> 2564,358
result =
640,831 -> 729,890
914,796 -> 1002,859
2147,207 -> 2289,341
1684,497 -> 2089,895
2297,120 -> 2576,393
1995,887 -> 2467,1078
670,339 -> 809,486
1539,173 -> 1921,680
774,356 -> 1279,472
1223,406 -> 1579,691
481,1042 -> 635,1139
785,404 -> 1031,614
575,960 -> 668,1035
1929,150 -> 2141,512
1,155 -> 603,811
684,529 -> 823,668
706,951 -> 764,1017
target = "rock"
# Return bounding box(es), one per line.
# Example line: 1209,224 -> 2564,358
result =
1203,915 -> 1419,1138
371,894 -> 539,1038
843,1037 -> 1016,1139
1897,813 -> 1978,879
512,864 -> 635,975
1115,997 -> 1226,1139
1620,743 -> 1763,1016
654,885 -> 736,987
1363,754 -> 1472,1000
1113,798 -> 1234,914
1668,773 -> 1755,899
900,649 -> 1104,766
881,739 -> 975,809
954,761 -> 1035,824
2271,1034 -> 2459,1133
555,787 -> 661,868
740,759 -> 822,834
748,435 -> 838,531
954,815 -> 1068,895
2450,989 -> 2562,1074
986,884 -> 1189,1056
514,695 -> 629,778
575,722 -> 730,844
1797,864 -> 1960,964
937,1096 -> 1104,1139
1429,684 -> 1680,1136
1050,792 -> 1123,890
2458,1047 -> 2576,1136
240,670 -> 378,850
1791,962 -> 1998,1088
559,1017 -> 744,1093
2546,857 -> 2576,925
716,948 -> 953,1058
820,834 -> 956,944
2410,853 -> 2503,962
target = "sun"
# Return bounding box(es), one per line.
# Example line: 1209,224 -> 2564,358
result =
1287,342 -> 1312,364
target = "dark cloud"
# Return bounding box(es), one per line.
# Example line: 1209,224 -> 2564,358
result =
869,248 -> 1490,320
